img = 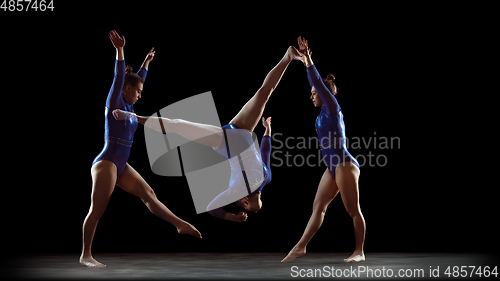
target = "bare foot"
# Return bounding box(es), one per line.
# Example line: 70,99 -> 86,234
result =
176,222 -> 202,239
281,246 -> 306,263
79,255 -> 106,268
344,251 -> 365,262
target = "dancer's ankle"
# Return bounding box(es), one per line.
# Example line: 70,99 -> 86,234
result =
294,243 -> 306,252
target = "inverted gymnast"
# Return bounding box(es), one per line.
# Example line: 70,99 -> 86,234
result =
113,45 -> 304,222
81,30 -> 201,268
281,37 -> 366,263
205,116 -> 273,221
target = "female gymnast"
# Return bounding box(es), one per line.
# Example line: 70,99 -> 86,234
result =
81,30 -> 201,268
205,116 -> 273,222
113,45 -> 304,222
281,37 -> 366,263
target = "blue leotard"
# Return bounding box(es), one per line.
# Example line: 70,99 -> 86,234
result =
92,60 -> 147,175
207,124 -> 272,219
308,64 -> 359,179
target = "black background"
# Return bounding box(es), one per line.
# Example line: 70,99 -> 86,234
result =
3,2 -> 496,257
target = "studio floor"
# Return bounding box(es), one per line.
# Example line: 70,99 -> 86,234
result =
6,252 -> 499,280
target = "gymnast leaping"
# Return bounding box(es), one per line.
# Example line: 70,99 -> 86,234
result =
281,37 -> 366,263
113,45 -> 304,222
81,30 -> 201,268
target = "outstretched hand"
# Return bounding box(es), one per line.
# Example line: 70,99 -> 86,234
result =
144,47 -> 156,63
297,36 -> 313,67
262,116 -> 272,130
109,30 -> 126,49
297,36 -> 310,56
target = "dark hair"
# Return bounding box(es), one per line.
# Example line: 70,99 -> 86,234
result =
124,65 -> 144,87
322,73 -> 338,96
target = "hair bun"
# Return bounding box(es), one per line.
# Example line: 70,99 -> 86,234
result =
326,73 -> 335,81
125,65 -> 134,74
322,73 -> 338,96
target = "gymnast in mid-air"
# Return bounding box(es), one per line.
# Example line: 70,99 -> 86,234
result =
81,30 -> 201,268
113,44 -> 305,222
281,37 -> 366,263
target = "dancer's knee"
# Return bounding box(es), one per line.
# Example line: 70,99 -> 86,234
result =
88,205 -> 107,220
345,204 -> 361,218
142,189 -> 162,216
312,200 -> 328,214
140,187 -> 157,205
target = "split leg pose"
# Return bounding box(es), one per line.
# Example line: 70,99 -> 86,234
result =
281,37 -> 365,263
114,45 -> 303,222
81,30 -> 201,268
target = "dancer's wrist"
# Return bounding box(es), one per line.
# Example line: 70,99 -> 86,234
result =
225,213 -> 236,222
305,57 -> 313,68
141,60 -> 150,71
115,47 -> 124,61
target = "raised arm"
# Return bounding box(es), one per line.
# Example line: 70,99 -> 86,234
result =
106,30 -> 126,109
135,48 -> 154,83
140,47 -> 155,71
307,65 -> 340,114
298,36 -> 340,114
260,116 -> 272,169
110,30 -> 125,61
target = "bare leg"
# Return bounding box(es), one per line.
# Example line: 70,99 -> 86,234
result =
281,168 -> 339,262
113,109 -> 223,151
80,160 -> 117,268
152,117 -> 223,151
229,47 -> 296,132
336,162 -> 365,262
116,163 -> 202,239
